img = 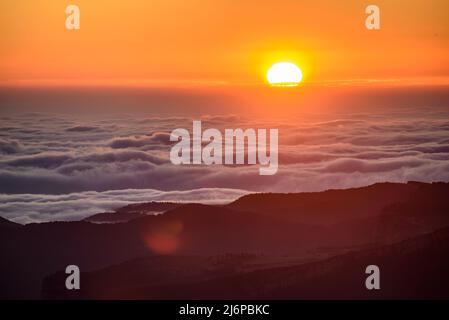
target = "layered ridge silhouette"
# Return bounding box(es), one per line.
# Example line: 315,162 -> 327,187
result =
42,227 -> 449,299
1,182 -> 449,299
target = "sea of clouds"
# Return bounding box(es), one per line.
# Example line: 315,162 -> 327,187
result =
1,109 -> 449,223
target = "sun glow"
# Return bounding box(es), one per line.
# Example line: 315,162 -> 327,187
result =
267,62 -> 303,87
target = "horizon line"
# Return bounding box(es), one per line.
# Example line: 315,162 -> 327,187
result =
1,76 -> 449,90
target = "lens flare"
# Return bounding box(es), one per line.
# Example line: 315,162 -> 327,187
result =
143,220 -> 184,255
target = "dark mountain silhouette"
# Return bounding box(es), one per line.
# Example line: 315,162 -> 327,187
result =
83,202 -> 183,223
0,216 -> 21,229
42,227 -> 449,299
228,181 -> 444,225
1,182 -> 449,299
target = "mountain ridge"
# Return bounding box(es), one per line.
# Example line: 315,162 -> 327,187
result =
1,181 -> 449,299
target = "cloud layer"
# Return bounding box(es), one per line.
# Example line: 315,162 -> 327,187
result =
1,108 -> 449,223
0,188 -> 249,224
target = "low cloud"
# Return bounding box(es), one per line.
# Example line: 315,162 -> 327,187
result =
0,188 -> 249,224
109,132 -> 171,149
0,110 -> 448,222
66,125 -> 99,132
0,138 -> 22,154
321,157 -> 427,173
2,153 -> 71,169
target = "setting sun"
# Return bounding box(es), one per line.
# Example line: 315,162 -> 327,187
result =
267,62 -> 303,87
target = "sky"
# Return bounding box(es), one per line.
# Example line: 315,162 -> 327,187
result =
1,0 -> 448,86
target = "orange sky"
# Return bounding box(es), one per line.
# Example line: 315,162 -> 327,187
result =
1,0 -> 448,87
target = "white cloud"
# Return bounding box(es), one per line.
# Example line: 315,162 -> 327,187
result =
0,188 -> 249,224
0,110 -> 448,222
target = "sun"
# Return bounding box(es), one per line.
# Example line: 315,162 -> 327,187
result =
267,62 -> 303,87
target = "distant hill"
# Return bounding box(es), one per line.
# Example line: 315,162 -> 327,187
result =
83,202 -> 183,223
227,182 -> 446,225
42,227 -> 449,299
0,216 -> 21,229
1,182 -> 449,299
